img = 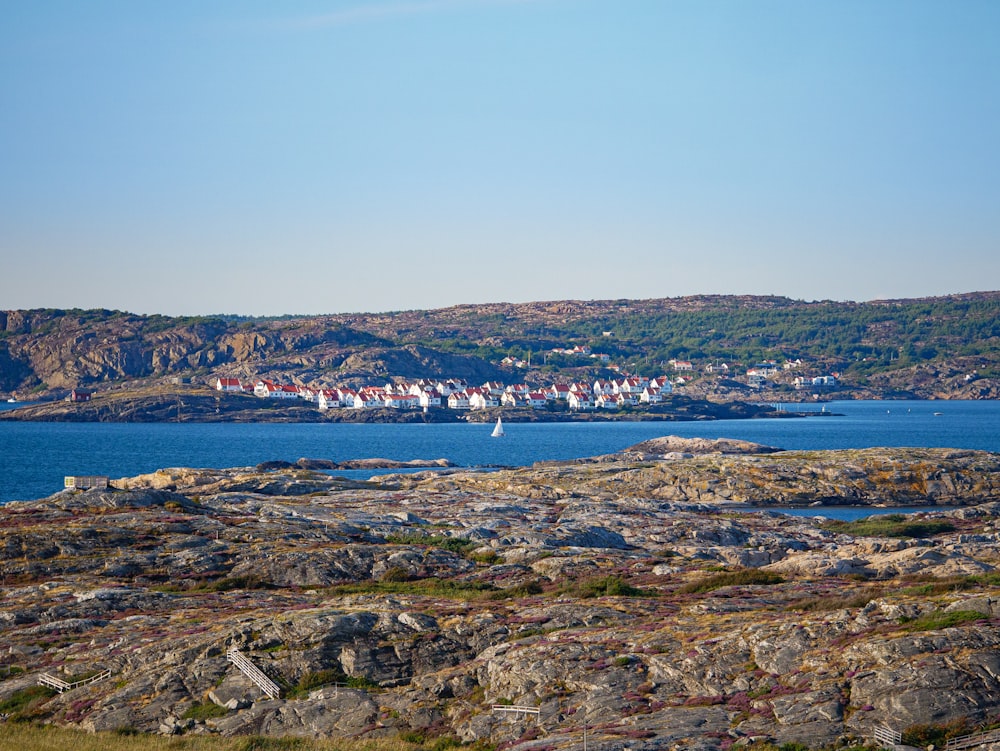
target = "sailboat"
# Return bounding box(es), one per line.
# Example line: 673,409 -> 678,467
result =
491,416 -> 505,437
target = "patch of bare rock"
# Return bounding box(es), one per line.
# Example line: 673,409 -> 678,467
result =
3,443 -> 1000,749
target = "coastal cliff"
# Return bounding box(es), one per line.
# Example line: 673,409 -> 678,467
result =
4,439 -> 1000,750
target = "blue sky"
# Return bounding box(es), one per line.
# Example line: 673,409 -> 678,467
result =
2,0 -> 998,316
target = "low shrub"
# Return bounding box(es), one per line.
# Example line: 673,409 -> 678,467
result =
182,701 -> 230,720
676,569 -> 784,594
491,579 -> 544,599
899,609 -> 985,632
571,575 -> 654,598
383,534 -> 476,555
901,716 -> 973,747
787,588 -> 885,612
284,669 -> 346,699
822,515 -> 955,539
239,739 -> 308,751
324,577 -> 497,600
0,685 -> 57,719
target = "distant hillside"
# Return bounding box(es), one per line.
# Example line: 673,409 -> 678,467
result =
1,293 -> 999,400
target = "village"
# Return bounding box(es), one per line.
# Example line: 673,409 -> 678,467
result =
214,354 -> 841,412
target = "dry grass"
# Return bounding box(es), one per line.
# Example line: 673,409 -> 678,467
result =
0,723 -> 435,751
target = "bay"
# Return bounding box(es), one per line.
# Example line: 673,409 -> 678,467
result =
0,399 -> 997,505
749,506 -> 960,522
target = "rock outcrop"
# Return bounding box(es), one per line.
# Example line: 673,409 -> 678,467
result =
407,445 -> 1000,508
4,446 -> 1000,750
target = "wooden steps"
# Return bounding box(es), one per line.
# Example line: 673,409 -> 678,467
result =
226,648 -> 281,699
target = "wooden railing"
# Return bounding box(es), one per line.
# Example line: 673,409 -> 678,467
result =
870,722 -> 1000,750
38,668 -> 112,693
226,648 -> 281,699
492,705 -> 540,721
945,728 -> 1000,750
872,724 -> 901,747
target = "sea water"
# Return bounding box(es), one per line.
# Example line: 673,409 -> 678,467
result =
0,399 -> 997,504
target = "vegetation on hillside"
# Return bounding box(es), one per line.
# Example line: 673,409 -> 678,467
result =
1,293 -> 998,396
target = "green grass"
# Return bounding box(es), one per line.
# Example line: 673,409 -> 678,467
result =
153,574 -> 275,594
899,609 -> 986,632
786,586 -> 885,612
0,686 -> 57,720
181,701 -> 230,720
901,716 -> 973,747
383,534 -> 477,556
821,514 -> 955,539
324,577 -> 498,600
676,569 -> 784,594
283,670 -> 379,699
568,574 -> 656,598
0,723 -> 456,751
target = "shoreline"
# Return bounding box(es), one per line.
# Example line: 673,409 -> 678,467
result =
0,390 -> 808,424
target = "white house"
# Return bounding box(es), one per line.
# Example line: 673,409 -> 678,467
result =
647,376 -> 673,394
353,389 -> 382,409
436,379 -> 467,396
640,386 -> 663,404
670,360 -> 694,372
482,381 -> 505,395
501,392 -> 526,408
447,392 -> 471,410
616,377 -> 647,394
253,380 -> 276,398
568,392 -> 594,411
318,390 -> 341,410
548,384 -> 571,400
254,380 -> 297,399
385,394 -> 420,409
616,392 -> 638,407
216,377 -> 242,392
419,390 -> 442,408
505,383 -> 530,396
470,392 -> 500,410
526,392 -> 548,408
595,393 -> 619,410
811,375 -> 837,387
751,362 -> 780,377
592,379 -> 612,395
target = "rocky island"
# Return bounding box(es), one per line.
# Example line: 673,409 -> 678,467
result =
4,438 -> 1000,750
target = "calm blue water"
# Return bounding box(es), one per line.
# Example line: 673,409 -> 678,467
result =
0,400 -> 997,504
754,506 -> 961,521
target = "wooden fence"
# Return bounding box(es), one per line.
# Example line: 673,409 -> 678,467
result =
492,705 -> 541,722
38,668 -> 112,693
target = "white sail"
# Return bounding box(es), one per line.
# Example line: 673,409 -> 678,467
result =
491,417 -> 504,437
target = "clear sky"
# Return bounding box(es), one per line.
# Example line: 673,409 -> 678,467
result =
2,0 -> 999,316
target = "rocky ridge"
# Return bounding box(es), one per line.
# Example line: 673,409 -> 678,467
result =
3,438 -> 1000,750
4,293 -> 1000,403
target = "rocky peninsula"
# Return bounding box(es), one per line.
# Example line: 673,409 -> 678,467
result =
4,438 -> 1000,750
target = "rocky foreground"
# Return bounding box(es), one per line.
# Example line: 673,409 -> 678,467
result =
4,439 -> 1000,750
